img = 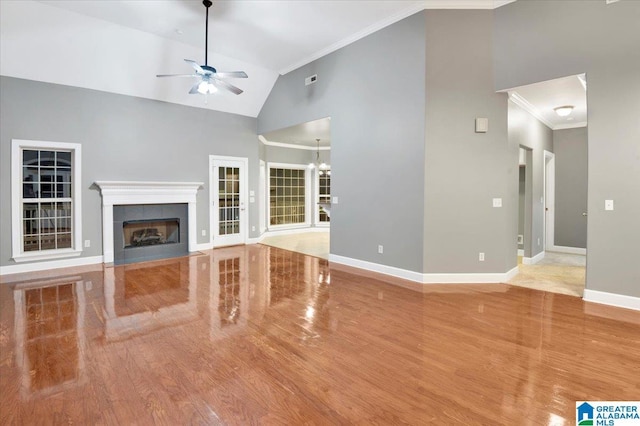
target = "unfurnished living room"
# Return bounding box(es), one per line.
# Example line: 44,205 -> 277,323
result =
1,1 -> 639,424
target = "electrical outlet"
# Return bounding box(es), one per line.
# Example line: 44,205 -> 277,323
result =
479,252 -> 485,261
332,196 -> 339,204
605,200 -> 614,211
537,238 -> 541,246
492,198 -> 502,208
84,240 -> 90,248
252,226 -> 256,232
378,245 -> 384,254
201,229 -> 206,236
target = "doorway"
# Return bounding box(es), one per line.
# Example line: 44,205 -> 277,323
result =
506,74 -> 587,296
210,155 -> 248,247
258,117 -> 331,259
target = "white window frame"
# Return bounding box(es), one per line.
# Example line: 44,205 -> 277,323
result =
11,139 -> 83,262
267,162 -> 311,230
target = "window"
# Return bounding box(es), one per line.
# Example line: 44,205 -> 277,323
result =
269,165 -> 308,227
12,140 -> 82,262
317,169 -> 331,223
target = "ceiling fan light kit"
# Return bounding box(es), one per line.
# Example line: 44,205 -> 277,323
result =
156,0 -> 247,96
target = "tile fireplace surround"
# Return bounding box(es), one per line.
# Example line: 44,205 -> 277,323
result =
95,181 -> 203,264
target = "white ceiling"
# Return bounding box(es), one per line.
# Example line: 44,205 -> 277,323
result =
508,74 -> 587,130
39,0 -> 514,75
261,117 -> 332,149
0,0 -> 514,118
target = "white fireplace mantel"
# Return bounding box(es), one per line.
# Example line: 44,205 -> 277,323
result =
95,181 -> 203,263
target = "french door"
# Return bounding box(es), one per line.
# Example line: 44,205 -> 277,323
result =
210,156 -> 248,247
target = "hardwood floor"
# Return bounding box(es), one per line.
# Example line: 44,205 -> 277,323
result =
1,245 -> 639,425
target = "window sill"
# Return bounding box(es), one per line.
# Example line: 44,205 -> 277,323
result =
13,248 -> 83,263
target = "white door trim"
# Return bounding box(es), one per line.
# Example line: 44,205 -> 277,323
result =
209,155 -> 249,247
543,150 -> 555,251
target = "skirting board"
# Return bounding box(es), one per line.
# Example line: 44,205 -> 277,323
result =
329,254 -> 520,285
522,251 -> 545,265
549,245 -> 587,255
0,255 -> 104,277
583,289 -> 640,311
194,242 -> 214,251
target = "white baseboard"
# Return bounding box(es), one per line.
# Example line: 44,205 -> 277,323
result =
329,254 -> 424,282
0,255 -> 103,276
329,254 -> 520,284
517,249 -> 524,256
246,237 -> 262,244
549,245 -> 587,255
522,251 -> 545,265
583,289 -> 640,311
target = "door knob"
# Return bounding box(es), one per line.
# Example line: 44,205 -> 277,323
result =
582,212 -> 587,216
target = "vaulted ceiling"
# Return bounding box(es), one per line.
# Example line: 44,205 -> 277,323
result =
0,0 -> 514,118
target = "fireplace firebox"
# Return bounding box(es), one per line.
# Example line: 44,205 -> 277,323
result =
123,219 -> 180,248
113,204 -> 188,265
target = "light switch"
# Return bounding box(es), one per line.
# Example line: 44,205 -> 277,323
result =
249,196 -> 255,203
605,200 -> 614,211
492,198 -> 502,208
475,118 -> 488,133
332,196 -> 339,204
249,190 -> 255,196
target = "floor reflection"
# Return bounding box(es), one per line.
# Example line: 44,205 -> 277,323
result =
1,245 -> 637,425
103,256 -> 198,341
13,278 -> 86,399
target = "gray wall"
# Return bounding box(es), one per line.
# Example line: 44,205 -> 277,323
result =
0,76 -> 259,268
259,12 -> 427,273
553,127 -> 588,249
423,10 -> 512,274
508,101 -> 553,259
495,0 -> 640,297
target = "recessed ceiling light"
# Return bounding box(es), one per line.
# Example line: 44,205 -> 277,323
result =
554,105 -> 574,117
175,29 -> 183,35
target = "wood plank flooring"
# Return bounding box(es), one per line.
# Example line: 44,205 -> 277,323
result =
1,245 -> 639,425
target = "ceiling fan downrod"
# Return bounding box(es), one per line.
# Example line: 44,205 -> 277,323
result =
203,0 -> 212,66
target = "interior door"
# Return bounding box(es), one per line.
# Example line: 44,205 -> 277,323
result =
211,156 -> 248,247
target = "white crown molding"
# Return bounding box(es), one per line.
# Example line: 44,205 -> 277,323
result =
278,0 -> 516,75
583,289 -> 640,311
258,135 -> 331,151
509,92 -> 555,129
554,121 -> 588,130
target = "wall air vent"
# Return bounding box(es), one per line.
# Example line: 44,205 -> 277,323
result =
305,74 -> 318,86
605,0 -> 620,4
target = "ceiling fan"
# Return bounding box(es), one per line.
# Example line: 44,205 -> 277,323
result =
156,0 -> 247,95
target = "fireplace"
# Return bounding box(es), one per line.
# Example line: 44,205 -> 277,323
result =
95,181 -> 203,265
113,204 -> 188,265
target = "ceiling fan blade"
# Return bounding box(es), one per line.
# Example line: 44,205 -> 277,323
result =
214,71 -> 248,79
212,78 -> 243,95
156,74 -> 199,78
189,82 -> 202,94
184,59 -> 205,74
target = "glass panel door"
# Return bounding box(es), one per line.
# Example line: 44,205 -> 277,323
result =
211,157 -> 247,247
